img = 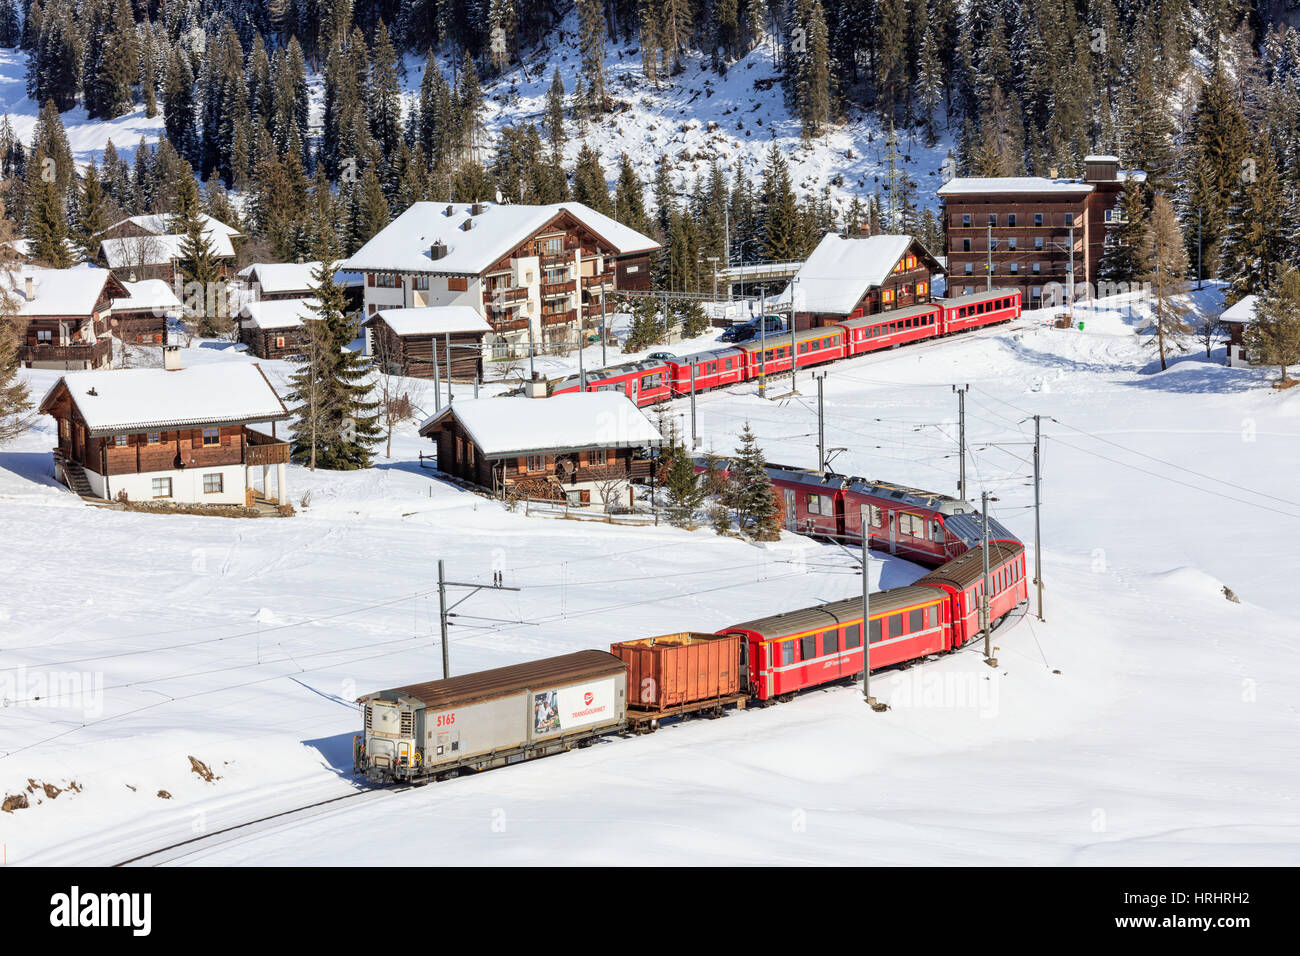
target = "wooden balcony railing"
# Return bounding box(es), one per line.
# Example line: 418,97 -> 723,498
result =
491,286 -> 528,303
540,280 -> 576,298
245,429 -> 291,466
581,273 -> 615,289
541,309 -> 577,326
489,314 -> 530,332
20,338 -> 112,366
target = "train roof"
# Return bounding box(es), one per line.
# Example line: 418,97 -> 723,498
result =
834,302 -> 939,331
733,325 -> 844,352
845,477 -> 973,516
362,650 -> 627,709
553,359 -> 668,390
914,541 -> 1025,591
934,288 -> 1021,308
942,511 -> 1022,549
722,585 -> 945,640
670,346 -> 745,366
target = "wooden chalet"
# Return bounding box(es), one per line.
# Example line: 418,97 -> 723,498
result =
790,234 -> 943,331
238,298 -> 316,359
111,278 -> 181,346
6,267 -> 130,370
363,306 -> 492,382
417,392 -> 663,508
39,352 -> 292,507
97,214 -> 240,285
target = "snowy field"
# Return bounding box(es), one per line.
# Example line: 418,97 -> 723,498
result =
3,285 -> 1299,866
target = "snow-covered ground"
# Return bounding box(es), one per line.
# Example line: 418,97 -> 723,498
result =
3,284 -> 1299,866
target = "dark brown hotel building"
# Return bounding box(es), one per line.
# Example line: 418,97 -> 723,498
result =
937,156 -> 1145,309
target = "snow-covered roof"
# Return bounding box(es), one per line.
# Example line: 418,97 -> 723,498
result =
114,279 -> 182,314
790,234 -> 916,314
103,213 -> 240,240
3,238 -> 82,262
1,266 -> 124,317
938,177 -> 1096,196
1084,154 -> 1121,163
40,364 -> 289,435
238,261 -> 332,295
340,201 -> 660,276
239,297 -> 319,330
100,231 -> 237,268
418,393 -> 664,455
1221,295 -> 1258,325
366,306 -> 492,336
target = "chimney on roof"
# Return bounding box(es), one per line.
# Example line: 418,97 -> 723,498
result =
444,204 -> 455,216
24,276 -> 34,300
470,203 -> 485,216
1049,166 -> 1059,179
430,241 -> 448,260
525,371 -> 547,399
163,344 -> 182,371
461,218 -> 474,231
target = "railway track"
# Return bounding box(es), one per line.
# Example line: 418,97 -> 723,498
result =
111,786 -> 399,867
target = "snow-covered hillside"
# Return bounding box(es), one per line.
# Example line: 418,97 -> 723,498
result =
3,285 -> 1299,865
1,22 -> 952,217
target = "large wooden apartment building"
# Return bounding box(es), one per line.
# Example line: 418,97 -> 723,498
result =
937,156 -> 1145,308
340,201 -> 660,357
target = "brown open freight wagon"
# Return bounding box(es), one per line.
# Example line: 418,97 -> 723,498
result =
610,632 -> 748,731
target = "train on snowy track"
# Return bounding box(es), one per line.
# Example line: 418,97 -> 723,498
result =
353,462 -> 1028,784
550,288 -> 1022,408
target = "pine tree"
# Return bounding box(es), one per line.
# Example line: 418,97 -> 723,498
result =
368,21 -> 403,174
571,139 -> 611,213
758,145 -> 799,261
288,253 -> 382,471
0,0 -> 20,47
791,0 -> 831,138
163,49 -> 199,165
89,0 -> 137,119
544,67 -> 567,159
730,422 -> 779,540
73,159 -> 110,261
1099,179 -> 1150,288
1140,194 -> 1192,371
172,173 -> 228,337
1221,134 -> 1289,305
663,426 -> 704,527
1244,265 -> 1300,384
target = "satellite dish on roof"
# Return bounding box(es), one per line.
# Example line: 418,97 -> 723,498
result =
495,189 -> 504,204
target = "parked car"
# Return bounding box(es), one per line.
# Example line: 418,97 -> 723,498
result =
720,315 -> 785,342
646,350 -> 676,362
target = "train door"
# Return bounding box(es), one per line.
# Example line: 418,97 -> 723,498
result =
784,489 -> 797,530
835,495 -> 846,541
888,511 -> 898,553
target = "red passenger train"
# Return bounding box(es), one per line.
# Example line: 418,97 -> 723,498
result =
552,288 -> 1022,407
722,541 -> 1027,701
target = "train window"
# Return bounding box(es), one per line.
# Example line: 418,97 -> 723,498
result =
931,519 -> 944,542
869,619 -> 882,643
910,609 -> 924,632
889,613 -> 904,638
845,623 -> 861,648
824,629 -> 839,654
782,641 -> 794,666
868,505 -> 883,527
801,633 -> 816,660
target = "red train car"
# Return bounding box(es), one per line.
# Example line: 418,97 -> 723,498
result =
551,359 -> 673,406
831,302 -> 942,358
914,542 -> 1028,647
663,347 -> 747,395
760,463 -> 1019,569
936,289 -> 1021,335
721,585 -> 952,701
